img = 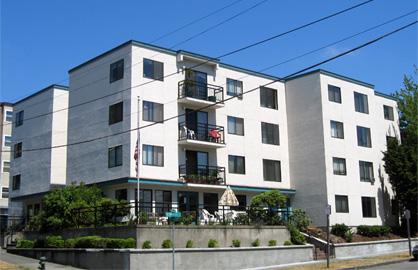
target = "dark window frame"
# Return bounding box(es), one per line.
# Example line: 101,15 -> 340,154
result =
260,87 -> 278,110
333,157 -> 347,175
383,105 -> 394,121
328,85 -> 342,103
330,120 -> 344,139
108,145 -> 123,168
228,155 -> 245,174
143,58 -> 164,81
115,189 -> 128,201
354,92 -> 369,114
15,111 -> 24,127
142,144 -> 164,166
261,122 -> 280,145
335,195 -> 349,213
227,116 -> 244,135
143,101 -> 164,123
359,161 -> 374,182
357,126 -> 372,148
110,59 -> 124,83
109,102 -> 123,125
227,78 -> 243,98
263,159 -> 281,182
14,142 -> 22,159
12,175 -> 21,190
362,196 -> 376,217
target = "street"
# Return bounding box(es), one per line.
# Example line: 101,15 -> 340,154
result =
367,259 -> 418,269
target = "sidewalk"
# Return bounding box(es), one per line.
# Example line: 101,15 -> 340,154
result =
0,248 -> 84,270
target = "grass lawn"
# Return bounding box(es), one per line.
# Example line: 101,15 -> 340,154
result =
0,260 -> 33,270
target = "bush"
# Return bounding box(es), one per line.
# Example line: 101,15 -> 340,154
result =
232,239 -> 241,247
331,223 -> 351,238
16,240 -> 34,248
142,240 -> 151,249
65,239 -> 75,248
346,231 -> 354,243
106,238 -> 135,249
92,238 -> 108,248
45,236 -> 64,248
34,239 -> 45,248
268,240 -> 277,246
74,236 -> 101,248
287,223 -> 306,245
251,238 -> 260,247
357,225 -> 392,237
208,239 -> 218,248
162,239 -> 172,249
289,209 -> 312,231
186,240 -> 194,248
284,241 -> 293,246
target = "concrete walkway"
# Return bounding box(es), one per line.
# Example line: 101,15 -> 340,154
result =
0,248 -> 84,270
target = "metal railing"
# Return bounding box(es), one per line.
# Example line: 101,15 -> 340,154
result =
179,165 -> 225,185
178,80 -> 224,103
178,121 -> 225,144
1,215 -> 27,248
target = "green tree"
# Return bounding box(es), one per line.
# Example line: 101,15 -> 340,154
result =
383,67 -> 417,232
250,190 -> 287,225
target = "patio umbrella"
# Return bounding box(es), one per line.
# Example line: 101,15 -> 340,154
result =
219,186 -> 239,206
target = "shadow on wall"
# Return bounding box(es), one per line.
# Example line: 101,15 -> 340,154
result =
377,164 -> 396,227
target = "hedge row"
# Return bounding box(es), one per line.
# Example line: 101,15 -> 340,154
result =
16,235 -> 135,249
357,225 -> 392,237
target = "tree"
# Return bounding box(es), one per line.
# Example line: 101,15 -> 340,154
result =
383,67 -> 417,232
249,190 -> 287,225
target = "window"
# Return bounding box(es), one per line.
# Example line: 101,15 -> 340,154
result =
362,197 -> 376,217
227,116 -> 244,135
228,155 -> 245,174
260,87 -> 278,109
328,85 -> 341,103
5,111 -> 13,122
2,161 -> 10,173
203,193 -> 218,214
110,59 -> 124,83
108,145 -> 123,168
109,102 -> 123,125
261,122 -> 279,145
143,145 -> 164,166
330,121 -> 344,139
231,195 -> 247,211
333,157 -> 346,175
383,105 -> 394,120
156,190 -> 172,215
1,187 -> 8,199
15,111 -> 24,127
12,175 -> 20,190
136,188 -> 153,212
354,92 -> 369,113
14,142 -> 22,159
335,195 -> 349,213
359,161 -> 374,182
357,126 -> 372,147
143,58 -> 164,81
115,189 -> 127,201
227,78 -> 243,98
143,101 -> 163,122
4,136 -> 11,147
263,159 -> 281,182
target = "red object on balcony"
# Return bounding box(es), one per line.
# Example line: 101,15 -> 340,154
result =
209,130 -> 221,142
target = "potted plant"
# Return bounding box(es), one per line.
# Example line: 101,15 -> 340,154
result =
208,96 -> 216,102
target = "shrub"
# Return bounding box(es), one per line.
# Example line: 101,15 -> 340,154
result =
142,240 -> 151,249
208,239 -> 218,248
357,225 -> 392,237
251,238 -> 260,247
65,239 -> 75,248
284,241 -> 293,246
331,223 -> 350,238
186,240 -> 194,248
74,236 -> 101,248
162,239 -> 172,249
289,209 -> 312,231
16,240 -> 34,248
268,240 -> 277,246
34,239 -> 45,248
232,239 -> 241,247
45,236 -> 64,248
106,238 -> 135,249
287,223 -> 306,245
92,238 -> 108,248
346,231 -> 354,243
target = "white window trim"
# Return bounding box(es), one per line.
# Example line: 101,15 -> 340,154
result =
1,186 -> 9,199
5,110 -> 13,123
2,160 -> 10,173
3,135 -> 12,148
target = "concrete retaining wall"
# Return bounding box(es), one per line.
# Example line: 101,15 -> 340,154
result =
8,245 -> 314,270
333,238 -> 418,259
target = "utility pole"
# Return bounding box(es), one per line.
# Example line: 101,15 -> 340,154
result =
325,204 -> 331,268
136,96 -> 140,225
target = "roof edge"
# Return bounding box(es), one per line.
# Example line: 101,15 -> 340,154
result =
14,84 -> 69,106
374,91 -> 397,101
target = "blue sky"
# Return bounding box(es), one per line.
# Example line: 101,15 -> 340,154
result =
1,0 -> 417,103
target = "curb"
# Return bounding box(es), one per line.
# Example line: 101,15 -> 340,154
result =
340,258 -> 413,270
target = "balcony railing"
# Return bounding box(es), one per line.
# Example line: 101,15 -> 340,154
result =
178,80 -> 224,103
179,122 -> 225,144
179,165 -> 225,185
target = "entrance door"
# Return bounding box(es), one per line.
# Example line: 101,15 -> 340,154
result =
186,150 -> 208,176
186,109 -> 208,141
178,191 -> 199,212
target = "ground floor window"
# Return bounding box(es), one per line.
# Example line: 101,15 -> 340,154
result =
156,190 -> 172,215
203,193 -> 218,214
362,197 -> 376,218
335,195 -> 349,213
136,189 -> 153,212
115,189 -> 128,201
231,195 -> 247,211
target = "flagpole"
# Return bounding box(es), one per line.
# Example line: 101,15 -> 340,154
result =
137,96 -> 140,225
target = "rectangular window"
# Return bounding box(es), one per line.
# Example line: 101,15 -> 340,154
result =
260,87 -> 278,109
335,195 -> 349,213
330,121 -> 344,139
383,105 -> 394,120
354,92 -> 369,114
228,155 -> 245,174
12,175 -> 20,190
328,85 -> 341,103
359,161 -> 374,182
15,111 -> 24,127
14,142 -> 22,159
136,188 -> 153,212
357,126 -> 372,147
143,58 -> 164,81
115,189 -> 127,201
263,159 -> 281,182
231,194 -> 247,211
108,145 -> 123,168
362,197 -> 376,217
156,190 -> 172,215
227,116 -> 244,135
110,59 -> 124,83
261,122 -> 279,145
227,78 -> 243,98
5,111 -> 13,122
143,145 -> 164,166
1,187 -> 9,199
143,101 -> 164,122
2,161 -> 10,173
333,157 -> 346,175
4,135 -> 12,147
109,102 -> 123,125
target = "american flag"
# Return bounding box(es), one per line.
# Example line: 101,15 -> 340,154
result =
134,140 -> 139,176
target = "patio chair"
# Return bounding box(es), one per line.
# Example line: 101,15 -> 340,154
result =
182,126 -> 196,139
199,209 -> 217,224
209,130 -> 221,142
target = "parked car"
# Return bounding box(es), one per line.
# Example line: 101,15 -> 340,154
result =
413,244 -> 418,260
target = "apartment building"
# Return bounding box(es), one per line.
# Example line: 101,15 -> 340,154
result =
285,70 -> 399,227
9,85 -> 69,217
8,41 -> 398,227
0,103 -> 13,227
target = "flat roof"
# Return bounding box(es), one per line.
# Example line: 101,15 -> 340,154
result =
14,84 -> 68,106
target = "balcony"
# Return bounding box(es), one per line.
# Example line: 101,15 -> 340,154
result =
179,165 -> 225,186
178,122 -> 225,148
178,80 -> 224,109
